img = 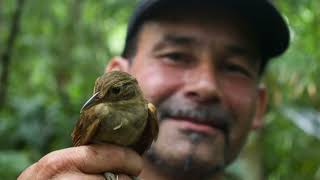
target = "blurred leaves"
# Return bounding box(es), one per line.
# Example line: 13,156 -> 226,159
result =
282,106 -> 320,139
0,0 -> 319,179
230,0 -> 320,179
0,151 -> 31,180
0,0 -> 137,179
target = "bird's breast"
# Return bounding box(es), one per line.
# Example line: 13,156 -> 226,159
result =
92,99 -> 148,146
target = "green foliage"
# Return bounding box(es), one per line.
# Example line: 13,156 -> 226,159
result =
0,0 -> 137,178
0,0 -> 319,179
259,0 -> 320,178
230,0 -> 320,179
0,151 -> 31,180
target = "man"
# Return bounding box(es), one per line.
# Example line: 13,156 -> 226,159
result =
18,0 -> 290,179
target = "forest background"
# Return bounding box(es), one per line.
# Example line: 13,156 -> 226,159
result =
0,0 -> 319,179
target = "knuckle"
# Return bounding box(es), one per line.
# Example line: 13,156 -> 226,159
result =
79,145 -> 98,159
73,146 -> 93,170
36,151 -> 67,177
17,164 -> 36,180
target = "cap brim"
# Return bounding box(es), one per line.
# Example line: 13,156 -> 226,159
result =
124,0 -> 290,60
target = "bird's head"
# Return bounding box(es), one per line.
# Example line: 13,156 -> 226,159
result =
80,71 -> 141,112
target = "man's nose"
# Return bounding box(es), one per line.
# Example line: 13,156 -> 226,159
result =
182,65 -> 222,103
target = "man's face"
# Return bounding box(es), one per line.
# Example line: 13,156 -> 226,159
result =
108,11 -> 266,177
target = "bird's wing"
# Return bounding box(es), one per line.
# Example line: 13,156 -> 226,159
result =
71,109 -> 102,146
147,103 -> 159,141
130,103 -> 159,154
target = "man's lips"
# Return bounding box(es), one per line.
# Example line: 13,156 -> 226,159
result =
166,117 -> 222,135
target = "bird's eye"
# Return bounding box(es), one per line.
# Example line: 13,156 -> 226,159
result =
110,86 -> 121,95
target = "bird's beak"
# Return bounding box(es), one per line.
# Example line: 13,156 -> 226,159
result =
81,92 -> 100,112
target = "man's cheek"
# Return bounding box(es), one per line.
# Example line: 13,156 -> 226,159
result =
139,74 -> 166,100
133,67 -> 183,103
222,79 -> 257,106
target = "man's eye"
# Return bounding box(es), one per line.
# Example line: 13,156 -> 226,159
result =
160,52 -> 191,64
166,52 -> 184,60
159,52 -> 192,65
225,64 -> 252,77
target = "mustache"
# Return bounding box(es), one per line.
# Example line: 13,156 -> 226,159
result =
157,98 -> 233,134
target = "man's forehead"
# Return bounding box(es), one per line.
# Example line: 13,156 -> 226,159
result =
139,15 -> 259,50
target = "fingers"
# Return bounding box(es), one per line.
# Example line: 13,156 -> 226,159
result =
52,173 -> 105,180
55,173 -> 133,180
17,144 -> 143,180
72,144 -> 143,175
118,174 -> 135,180
18,163 -> 37,180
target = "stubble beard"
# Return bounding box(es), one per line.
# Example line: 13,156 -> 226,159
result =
144,95 -> 233,179
145,131 -> 229,180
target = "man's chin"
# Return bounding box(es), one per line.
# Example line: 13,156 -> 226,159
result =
146,144 -> 224,179
144,131 -> 227,179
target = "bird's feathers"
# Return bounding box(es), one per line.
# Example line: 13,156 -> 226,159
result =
129,103 -> 159,154
71,71 -> 159,154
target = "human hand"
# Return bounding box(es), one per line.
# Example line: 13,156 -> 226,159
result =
18,144 -> 143,180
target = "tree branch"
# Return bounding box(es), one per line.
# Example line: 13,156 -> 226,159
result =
0,0 -> 25,109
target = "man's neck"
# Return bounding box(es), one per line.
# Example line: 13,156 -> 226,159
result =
139,159 -> 224,180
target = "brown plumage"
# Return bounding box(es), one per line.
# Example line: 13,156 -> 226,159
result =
71,71 -> 158,155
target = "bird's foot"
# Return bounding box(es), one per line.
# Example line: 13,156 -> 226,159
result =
104,172 -> 140,180
104,172 -> 118,180
131,176 -> 140,180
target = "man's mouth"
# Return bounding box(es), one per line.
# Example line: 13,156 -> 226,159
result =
156,98 -> 232,136
165,116 -> 227,136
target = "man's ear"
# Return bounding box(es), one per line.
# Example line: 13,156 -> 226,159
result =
252,85 -> 268,130
105,56 -> 130,73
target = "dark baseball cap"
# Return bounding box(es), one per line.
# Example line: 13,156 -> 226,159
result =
122,0 -> 290,62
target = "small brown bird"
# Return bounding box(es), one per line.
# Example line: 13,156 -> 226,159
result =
71,71 -> 158,179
